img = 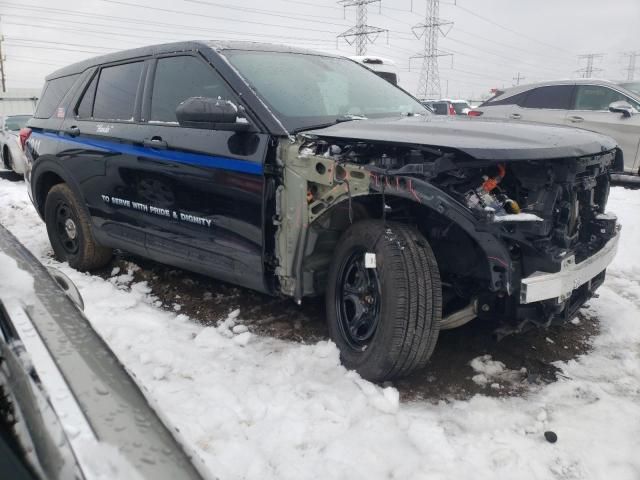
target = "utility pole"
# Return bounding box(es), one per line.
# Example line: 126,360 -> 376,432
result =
337,0 -> 388,56
410,0 -> 453,100
0,17 -> 6,93
576,53 -> 604,79
623,51 -> 640,81
513,72 -> 525,86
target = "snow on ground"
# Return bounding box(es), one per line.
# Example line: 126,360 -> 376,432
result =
1,177 -> 639,480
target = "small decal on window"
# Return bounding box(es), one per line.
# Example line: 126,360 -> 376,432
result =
96,123 -> 112,134
56,107 -> 65,118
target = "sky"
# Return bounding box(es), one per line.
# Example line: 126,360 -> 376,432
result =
1,0 -> 639,100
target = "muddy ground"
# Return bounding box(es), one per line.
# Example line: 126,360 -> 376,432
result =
99,253 -> 599,402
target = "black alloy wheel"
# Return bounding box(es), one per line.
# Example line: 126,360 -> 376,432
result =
335,248 -> 381,350
326,220 -> 442,382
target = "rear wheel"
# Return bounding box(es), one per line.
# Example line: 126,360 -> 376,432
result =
44,183 -> 112,270
326,220 -> 442,381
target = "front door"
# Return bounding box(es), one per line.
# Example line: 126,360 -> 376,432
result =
132,54 -> 268,290
567,85 -> 640,173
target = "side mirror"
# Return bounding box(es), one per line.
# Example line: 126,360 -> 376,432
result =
175,97 -> 251,131
609,100 -> 634,118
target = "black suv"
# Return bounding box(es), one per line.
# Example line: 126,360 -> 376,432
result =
24,41 -> 620,381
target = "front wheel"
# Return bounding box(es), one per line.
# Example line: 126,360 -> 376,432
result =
326,220 -> 442,381
2,148 -> 12,171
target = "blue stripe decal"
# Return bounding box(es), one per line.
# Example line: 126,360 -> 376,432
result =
33,131 -> 263,176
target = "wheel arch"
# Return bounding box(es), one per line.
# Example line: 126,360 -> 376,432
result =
299,189 -> 502,298
31,160 -> 85,220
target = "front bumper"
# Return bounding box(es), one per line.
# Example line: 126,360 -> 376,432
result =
519,227 -> 620,304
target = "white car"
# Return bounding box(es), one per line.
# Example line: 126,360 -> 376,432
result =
440,98 -> 473,115
0,113 -> 31,175
473,80 -> 640,174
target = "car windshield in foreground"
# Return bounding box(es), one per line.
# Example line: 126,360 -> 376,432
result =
5,115 -> 30,131
223,50 -> 428,132
617,81 -> 640,96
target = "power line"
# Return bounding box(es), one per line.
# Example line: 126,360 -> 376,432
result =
337,0 -> 388,55
98,0 -> 345,35
184,0 -> 349,24
410,0 -> 453,99
442,36 -> 568,77
454,2 -> 575,57
576,53 -> 604,78
4,42 -> 107,55
2,19 -> 339,47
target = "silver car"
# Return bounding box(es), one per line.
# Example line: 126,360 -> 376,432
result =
0,113 -> 31,175
475,80 -> 640,174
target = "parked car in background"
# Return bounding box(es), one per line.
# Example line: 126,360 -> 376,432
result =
422,100 -> 456,115
474,80 -> 640,174
350,56 -> 398,85
441,98 -> 473,115
0,114 -> 31,175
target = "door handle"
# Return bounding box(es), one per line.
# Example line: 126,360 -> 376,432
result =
568,115 -> 584,123
509,113 -> 521,120
65,126 -> 80,137
143,137 -> 168,149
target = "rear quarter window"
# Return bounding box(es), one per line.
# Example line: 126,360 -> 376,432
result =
480,91 -> 527,107
33,75 -> 79,119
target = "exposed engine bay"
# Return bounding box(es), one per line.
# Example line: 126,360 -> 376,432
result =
272,134 -> 619,332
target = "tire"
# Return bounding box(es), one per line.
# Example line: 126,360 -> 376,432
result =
44,183 -> 112,270
326,220 -> 442,382
2,147 -> 12,171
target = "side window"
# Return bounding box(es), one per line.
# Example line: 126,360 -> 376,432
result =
481,91 -> 526,107
574,85 -> 640,111
522,85 -> 573,109
33,75 -> 79,119
76,73 -> 98,119
93,62 -> 144,121
150,56 -> 234,123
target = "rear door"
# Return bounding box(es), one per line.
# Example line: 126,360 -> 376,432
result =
567,84 -> 640,173
59,59 -> 149,251
511,84 -> 574,124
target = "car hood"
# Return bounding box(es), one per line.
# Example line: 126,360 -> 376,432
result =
303,115 -> 617,160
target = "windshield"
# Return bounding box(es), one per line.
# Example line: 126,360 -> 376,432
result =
618,81 -> 640,96
5,115 -> 30,131
223,51 -> 427,131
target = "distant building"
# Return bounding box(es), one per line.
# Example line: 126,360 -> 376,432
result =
0,88 -> 41,115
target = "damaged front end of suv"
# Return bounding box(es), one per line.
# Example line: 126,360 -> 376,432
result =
220,45 -> 620,381
272,116 -> 620,369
